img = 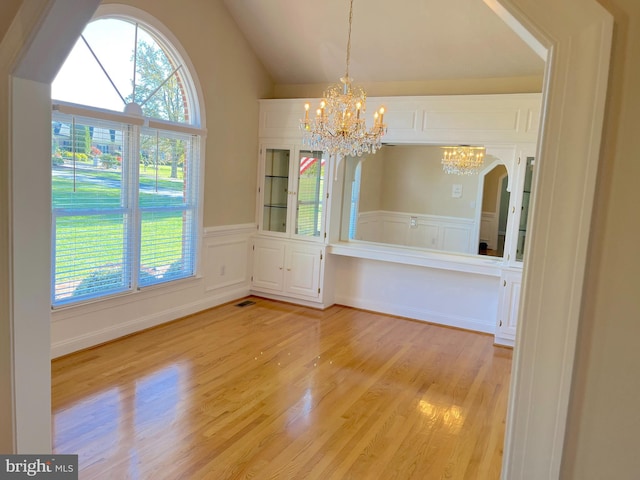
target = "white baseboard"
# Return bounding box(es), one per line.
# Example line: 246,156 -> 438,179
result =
250,291 -> 333,310
335,293 -> 495,334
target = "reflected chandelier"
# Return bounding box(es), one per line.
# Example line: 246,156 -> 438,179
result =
300,0 -> 386,158
441,146 -> 486,175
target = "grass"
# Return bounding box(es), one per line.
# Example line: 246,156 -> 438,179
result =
53,164 -> 185,209
52,164 -> 189,301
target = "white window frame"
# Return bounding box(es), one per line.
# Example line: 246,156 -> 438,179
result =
50,6 -> 206,307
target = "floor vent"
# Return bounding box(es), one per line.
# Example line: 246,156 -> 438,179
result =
235,300 -> 256,307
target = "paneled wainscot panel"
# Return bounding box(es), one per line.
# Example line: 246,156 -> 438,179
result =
204,227 -> 252,291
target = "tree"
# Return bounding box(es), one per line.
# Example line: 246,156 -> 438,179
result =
127,40 -> 187,178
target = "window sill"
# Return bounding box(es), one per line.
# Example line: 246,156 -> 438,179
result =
51,274 -> 203,316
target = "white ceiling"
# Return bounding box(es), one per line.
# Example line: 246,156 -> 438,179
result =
222,0 -> 545,86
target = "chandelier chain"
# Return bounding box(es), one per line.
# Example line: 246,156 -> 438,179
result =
345,0 -> 354,79
300,0 -> 386,160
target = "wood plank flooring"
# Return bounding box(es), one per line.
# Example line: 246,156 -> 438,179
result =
51,297 -> 512,479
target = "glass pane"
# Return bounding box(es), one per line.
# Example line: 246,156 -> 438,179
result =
139,131 -> 187,207
516,156 -> 535,262
262,148 -> 290,233
52,116 -> 129,305
52,119 -> 125,209
52,18 -> 190,123
139,210 -> 194,286
135,28 -> 187,122
295,150 -> 325,237
139,130 -> 195,286
53,213 -> 128,304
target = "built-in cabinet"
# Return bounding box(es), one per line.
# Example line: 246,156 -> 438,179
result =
254,95 -> 542,343
495,268 -> 522,346
252,237 -> 325,302
253,143 -> 333,306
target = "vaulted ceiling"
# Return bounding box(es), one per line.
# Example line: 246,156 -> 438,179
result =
222,0 -> 545,88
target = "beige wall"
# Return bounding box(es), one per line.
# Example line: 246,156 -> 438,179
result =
562,0 -> 640,477
360,145 -> 479,219
103,0 -> 273,227
273,75 -> 544,99
482,164 -> 507,212
0,7 -> 15,455
0,0 -> 21,44
358,151 -> 384,212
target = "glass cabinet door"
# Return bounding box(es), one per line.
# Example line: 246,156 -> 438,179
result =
294,149 -> 326,238
262,148 -> 290,233
516,156 -> 534,261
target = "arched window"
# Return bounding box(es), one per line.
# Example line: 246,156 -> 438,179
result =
51,10 -> 203,306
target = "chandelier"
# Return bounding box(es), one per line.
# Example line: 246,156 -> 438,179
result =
300,0 -> 386,158
441,146 -> 486,175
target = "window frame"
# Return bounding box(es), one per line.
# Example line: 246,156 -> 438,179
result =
50,7 -> 206,308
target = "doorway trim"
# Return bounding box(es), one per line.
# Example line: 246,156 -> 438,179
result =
485,0 -> 614,478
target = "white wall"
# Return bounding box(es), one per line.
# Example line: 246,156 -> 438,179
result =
11,77 -> 52,453
333,255 -> 500,334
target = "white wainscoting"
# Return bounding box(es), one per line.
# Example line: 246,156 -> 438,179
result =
259,93 -> 541,145
480,212 -> 498,249
50,223 -> 255,358
356,211 -> 477,254
332,254 -> 500,334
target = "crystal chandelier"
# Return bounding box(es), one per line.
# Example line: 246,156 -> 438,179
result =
441,146 -> 486,175
300,0 -> 386,158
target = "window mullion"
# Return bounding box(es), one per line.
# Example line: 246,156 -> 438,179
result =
126,125 -> 141,290
188,136 -> 199,273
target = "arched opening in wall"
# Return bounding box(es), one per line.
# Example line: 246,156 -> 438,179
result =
478,164 -> 509,257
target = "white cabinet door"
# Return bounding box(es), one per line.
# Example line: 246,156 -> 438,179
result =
259,146 -> 293,236
258,144 -> 329,242
252,240 -> 285,292
496,268 -> 522,346
284,243 -> 321,298
252,238 -> 324,302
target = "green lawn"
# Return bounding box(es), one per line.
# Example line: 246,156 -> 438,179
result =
52,164 -> 189,301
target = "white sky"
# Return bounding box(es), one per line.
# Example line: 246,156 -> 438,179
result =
52,18 -> 157,112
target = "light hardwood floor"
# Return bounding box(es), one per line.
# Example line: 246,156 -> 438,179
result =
52,297 -> 512,479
